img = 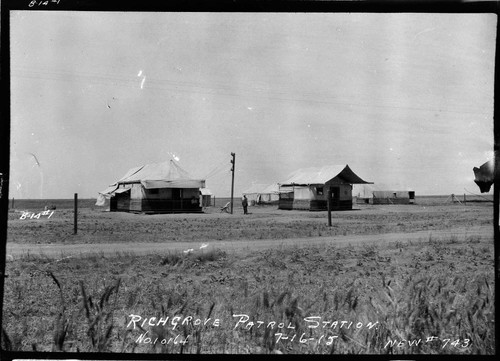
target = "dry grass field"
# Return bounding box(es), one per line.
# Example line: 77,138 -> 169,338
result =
1,196 -> 495,355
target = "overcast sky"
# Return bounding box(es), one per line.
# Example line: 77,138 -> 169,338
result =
9,12 -> 496,198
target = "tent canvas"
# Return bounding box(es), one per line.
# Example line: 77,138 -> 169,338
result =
262,183 -> 292,194
281,165 -> 371,186
113,161 -> 204,188
97,160 -> 205,213
352,184 -> 380,199
278,165 -> 372,211
200,188 -> 213,207
200,188 -> 213,196
242,183 -> 269,195
242,183 -> 282,205
372,190 -> 415,204
95,184 -> 119,206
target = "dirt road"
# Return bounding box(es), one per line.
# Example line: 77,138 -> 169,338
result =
6,225 -> 492,258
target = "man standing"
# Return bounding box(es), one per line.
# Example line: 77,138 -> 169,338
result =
242,195 -> 248,215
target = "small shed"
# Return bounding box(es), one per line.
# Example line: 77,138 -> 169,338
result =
278,165 -> 372,211
200,188 -> 213,207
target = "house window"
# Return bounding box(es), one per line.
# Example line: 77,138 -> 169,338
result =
316,187 -> 324,195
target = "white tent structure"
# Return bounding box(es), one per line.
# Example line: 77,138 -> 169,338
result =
242,183 -> 282,205
96,160 -> 205,213
372,190 -> 415,204
278,165 -> 372,211
353,184 -> 415,204
352,184 -> 377,198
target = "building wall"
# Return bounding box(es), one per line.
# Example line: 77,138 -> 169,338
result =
112,185 -> 202,213
202,195 -> 211,207
130,184 -> 144,211
278,183 -> 353,211
339,184 -> 353,201
278,191 -> 294,210
324,182 -> 353,210
142,187 -> 201,213
115,192 -> 130,211
292,186 -> 313,210
183,188 -> 200,199
325,182 -> 352,199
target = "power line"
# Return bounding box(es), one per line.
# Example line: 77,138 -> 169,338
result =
11,67 -> 490,116
203,157 -> 232,179
205,163 -> 231,180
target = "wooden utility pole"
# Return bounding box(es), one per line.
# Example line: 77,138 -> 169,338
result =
230,152 -> 235,214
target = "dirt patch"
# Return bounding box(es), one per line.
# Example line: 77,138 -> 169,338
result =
6,225 -> 492,258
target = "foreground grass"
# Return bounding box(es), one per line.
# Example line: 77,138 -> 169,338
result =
2,234 -> 494,354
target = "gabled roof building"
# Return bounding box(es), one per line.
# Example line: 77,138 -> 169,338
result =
96,160 -> 205,213
278,165 -> 372,211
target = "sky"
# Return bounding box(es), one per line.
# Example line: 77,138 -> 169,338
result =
8,12 -> 496,199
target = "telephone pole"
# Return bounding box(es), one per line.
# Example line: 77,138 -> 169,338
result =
230,152 -> 235,214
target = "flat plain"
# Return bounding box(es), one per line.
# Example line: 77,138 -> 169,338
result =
1,196 -> 495,355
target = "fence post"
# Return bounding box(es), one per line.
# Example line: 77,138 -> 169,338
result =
327,188 -> 332,227
74,193 -> 78,235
